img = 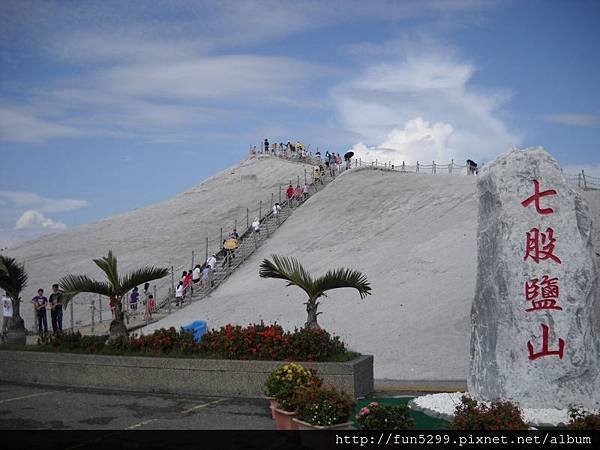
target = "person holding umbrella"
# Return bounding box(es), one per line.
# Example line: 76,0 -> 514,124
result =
344,151 -> 354,170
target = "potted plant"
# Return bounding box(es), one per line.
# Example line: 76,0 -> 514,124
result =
292,383 -> 356,430
264,363 -> 318,429
356,402 -> 415,430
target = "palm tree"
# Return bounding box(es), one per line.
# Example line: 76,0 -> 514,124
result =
59,250 -> 168,340
259,255 -> 371,329
0,255 -> 29,344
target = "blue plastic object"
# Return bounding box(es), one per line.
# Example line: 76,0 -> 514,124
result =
181,320 -> 208,343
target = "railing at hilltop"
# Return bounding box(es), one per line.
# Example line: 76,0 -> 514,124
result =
258,146 -> 600,190
563,170 -> 600,190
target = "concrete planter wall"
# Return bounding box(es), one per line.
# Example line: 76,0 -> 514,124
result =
0,350 -> 373,398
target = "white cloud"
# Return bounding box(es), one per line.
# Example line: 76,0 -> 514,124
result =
540,114 -> 600,128
0,191 -> 89,213
15,210 -> 66,231
0,54 -> 331,144
0,0 -> 497,145
350,118 -> 455,165
97,55 -> 328,100
333,39 -> 519,165
0,107 -> 79,143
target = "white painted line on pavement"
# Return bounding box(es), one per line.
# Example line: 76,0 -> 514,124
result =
180,398 -> 229,415
0,391 -> 54,404
125,418 -> 158,429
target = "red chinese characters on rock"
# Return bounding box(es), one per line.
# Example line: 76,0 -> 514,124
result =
521,179 -> 565,361
521,179 -> 557,215
523,227 -> 561,264
524,275 -> 562,312
527,324 -> 565,360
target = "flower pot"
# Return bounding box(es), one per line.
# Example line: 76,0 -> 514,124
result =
265,397 -> 279,419
292,418 -> 353,430
271,406 -> 299,430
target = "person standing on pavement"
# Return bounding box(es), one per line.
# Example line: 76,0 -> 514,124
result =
32,288 -> 48,334
129,286 -> 139,311
143,282 -> 151,321
1,292 -> 12,343
48,284 -> 64,333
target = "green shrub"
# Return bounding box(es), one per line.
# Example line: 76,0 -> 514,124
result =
356,402 -> 414,430
567,407 -> 600,430
288,327 -> 346,361
295,383 -> 356,426
37,331 -> 107,352
452,395 -> 528,430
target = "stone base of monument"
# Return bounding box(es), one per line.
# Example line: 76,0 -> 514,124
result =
408,392 -> 593,428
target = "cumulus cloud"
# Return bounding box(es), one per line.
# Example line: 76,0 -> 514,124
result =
350,118 -> 455,165
0,191 -> 88,246
15,210 -> 66,231
334,39 -> 519,165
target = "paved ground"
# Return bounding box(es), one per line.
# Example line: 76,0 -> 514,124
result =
0,382 -> 275,430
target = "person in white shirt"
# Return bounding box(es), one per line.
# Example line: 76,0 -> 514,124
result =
252,217 -> 260,233
206,255 -> 217,270
175,282 -> 184,307
192,265 -> 202,283
272,203 -> 281,216
1,293 -> 13,343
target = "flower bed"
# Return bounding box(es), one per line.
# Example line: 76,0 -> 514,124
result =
24,322 -> 354,362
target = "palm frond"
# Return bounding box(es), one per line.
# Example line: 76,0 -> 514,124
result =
0,255 -> 28,302
259,255 -> 316,297
313,267 -> 372,299
119,266 -> 169,294
59,274 -> 113,297
93,250 -> 120,291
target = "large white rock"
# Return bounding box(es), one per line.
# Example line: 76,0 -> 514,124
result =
468,147 -> 600,409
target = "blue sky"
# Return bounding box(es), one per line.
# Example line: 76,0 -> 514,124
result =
1,0 -> 599,248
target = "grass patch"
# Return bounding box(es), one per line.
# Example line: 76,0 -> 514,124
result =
352,396 -> 450,430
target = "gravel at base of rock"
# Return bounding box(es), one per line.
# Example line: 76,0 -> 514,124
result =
409,392 -> 598,427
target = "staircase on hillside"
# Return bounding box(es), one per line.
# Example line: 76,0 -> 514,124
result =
154,160 -> 339,315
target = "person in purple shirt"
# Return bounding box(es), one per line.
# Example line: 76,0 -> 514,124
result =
31,288 -> 48,334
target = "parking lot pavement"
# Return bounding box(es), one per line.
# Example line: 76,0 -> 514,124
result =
0,382 -> 275,430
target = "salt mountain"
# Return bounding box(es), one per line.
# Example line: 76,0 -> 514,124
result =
8,154 -> 600,380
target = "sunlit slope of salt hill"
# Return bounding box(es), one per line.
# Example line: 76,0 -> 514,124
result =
146,168 -> 480,380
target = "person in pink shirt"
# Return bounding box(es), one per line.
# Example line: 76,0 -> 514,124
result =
182,270 -> 193,303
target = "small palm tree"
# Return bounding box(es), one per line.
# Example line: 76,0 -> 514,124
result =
259,255 -> 371,329
59,250 -> 168,340
0,255 -> 29,344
